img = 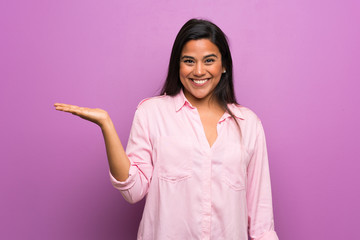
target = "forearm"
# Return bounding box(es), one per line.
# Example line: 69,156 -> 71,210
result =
100,117 -> 131,182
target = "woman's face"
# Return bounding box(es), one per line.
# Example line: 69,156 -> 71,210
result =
179,39 -> 225,104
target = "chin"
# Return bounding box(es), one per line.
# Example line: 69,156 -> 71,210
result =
189,90 -> 212,101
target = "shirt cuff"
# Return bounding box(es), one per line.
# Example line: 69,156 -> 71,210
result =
252,230 -> 279,240
109,165 -> 138,191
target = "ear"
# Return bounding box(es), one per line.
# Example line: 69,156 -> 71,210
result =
222,68 -> 226,73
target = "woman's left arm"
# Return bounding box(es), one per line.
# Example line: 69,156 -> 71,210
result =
246,119 -> 279,240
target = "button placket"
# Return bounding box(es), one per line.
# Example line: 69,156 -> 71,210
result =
201,150 -> 212,239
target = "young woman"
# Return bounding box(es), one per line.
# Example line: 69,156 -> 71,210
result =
54,19 -> 279,240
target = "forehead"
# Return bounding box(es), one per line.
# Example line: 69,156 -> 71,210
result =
181,39 -> 221,56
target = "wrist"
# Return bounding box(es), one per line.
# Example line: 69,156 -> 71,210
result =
99,112 -> 112,129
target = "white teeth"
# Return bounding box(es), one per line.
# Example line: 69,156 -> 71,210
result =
193,79 -> 208,84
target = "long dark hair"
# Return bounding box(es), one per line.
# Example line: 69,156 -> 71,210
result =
160,18 -> 239,125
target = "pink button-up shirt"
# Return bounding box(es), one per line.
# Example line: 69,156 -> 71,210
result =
110,90 -> 279,240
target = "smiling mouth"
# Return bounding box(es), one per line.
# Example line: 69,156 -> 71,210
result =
190,78 -> 210,84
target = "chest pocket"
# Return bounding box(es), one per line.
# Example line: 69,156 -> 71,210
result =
157,136 -> 194,182
222,143 -> 249,191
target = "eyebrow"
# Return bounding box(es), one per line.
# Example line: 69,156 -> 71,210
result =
181,54 -> 218,60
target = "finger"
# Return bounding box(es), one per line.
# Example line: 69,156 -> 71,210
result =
73,107 -> 85,116
54,103 -> 78,108
67,106 -> 90,116
54,103 -> 67,106
55,105 -> 81,114
54,103 -> 69,107
54,104 -> 92,119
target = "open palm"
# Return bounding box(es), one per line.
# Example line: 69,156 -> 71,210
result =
54,103 -> 109,127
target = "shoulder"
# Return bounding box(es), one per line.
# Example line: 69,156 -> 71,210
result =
135,94 -> 174,113
230,104 -> 266,143
229,103 -> 262,123
132,94 -> 178,128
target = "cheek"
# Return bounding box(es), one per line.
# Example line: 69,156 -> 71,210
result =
179,65 -> 191,77
211,67 -> 223,78
179,69 -> 187,86
179,76 -> 185,86
179,69 -> 186,82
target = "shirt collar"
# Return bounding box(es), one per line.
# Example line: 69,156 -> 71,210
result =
220,103 -> 245,122
173,89 -> 245,120
174,89 -> 196,111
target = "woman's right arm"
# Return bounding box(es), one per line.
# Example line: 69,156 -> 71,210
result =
54,103 -> 130,181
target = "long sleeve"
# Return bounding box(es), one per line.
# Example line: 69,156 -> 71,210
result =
246,119 -> 279,240
109,106 -> 153,204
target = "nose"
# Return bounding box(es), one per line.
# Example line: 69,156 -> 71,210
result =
193,62 -> 206,76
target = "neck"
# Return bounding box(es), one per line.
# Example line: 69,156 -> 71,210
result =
183,90 -> 222,111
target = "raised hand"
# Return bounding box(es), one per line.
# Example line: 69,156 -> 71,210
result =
54,103 -> 110,127
54,102 -> 131,181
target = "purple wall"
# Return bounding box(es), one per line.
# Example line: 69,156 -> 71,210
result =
1,0 -> 359,239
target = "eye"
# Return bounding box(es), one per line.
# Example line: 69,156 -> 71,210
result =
204,58 -> 215,64
183,59 -> 195,64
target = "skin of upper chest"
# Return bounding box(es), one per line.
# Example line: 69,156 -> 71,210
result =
197,106 -> 225,147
